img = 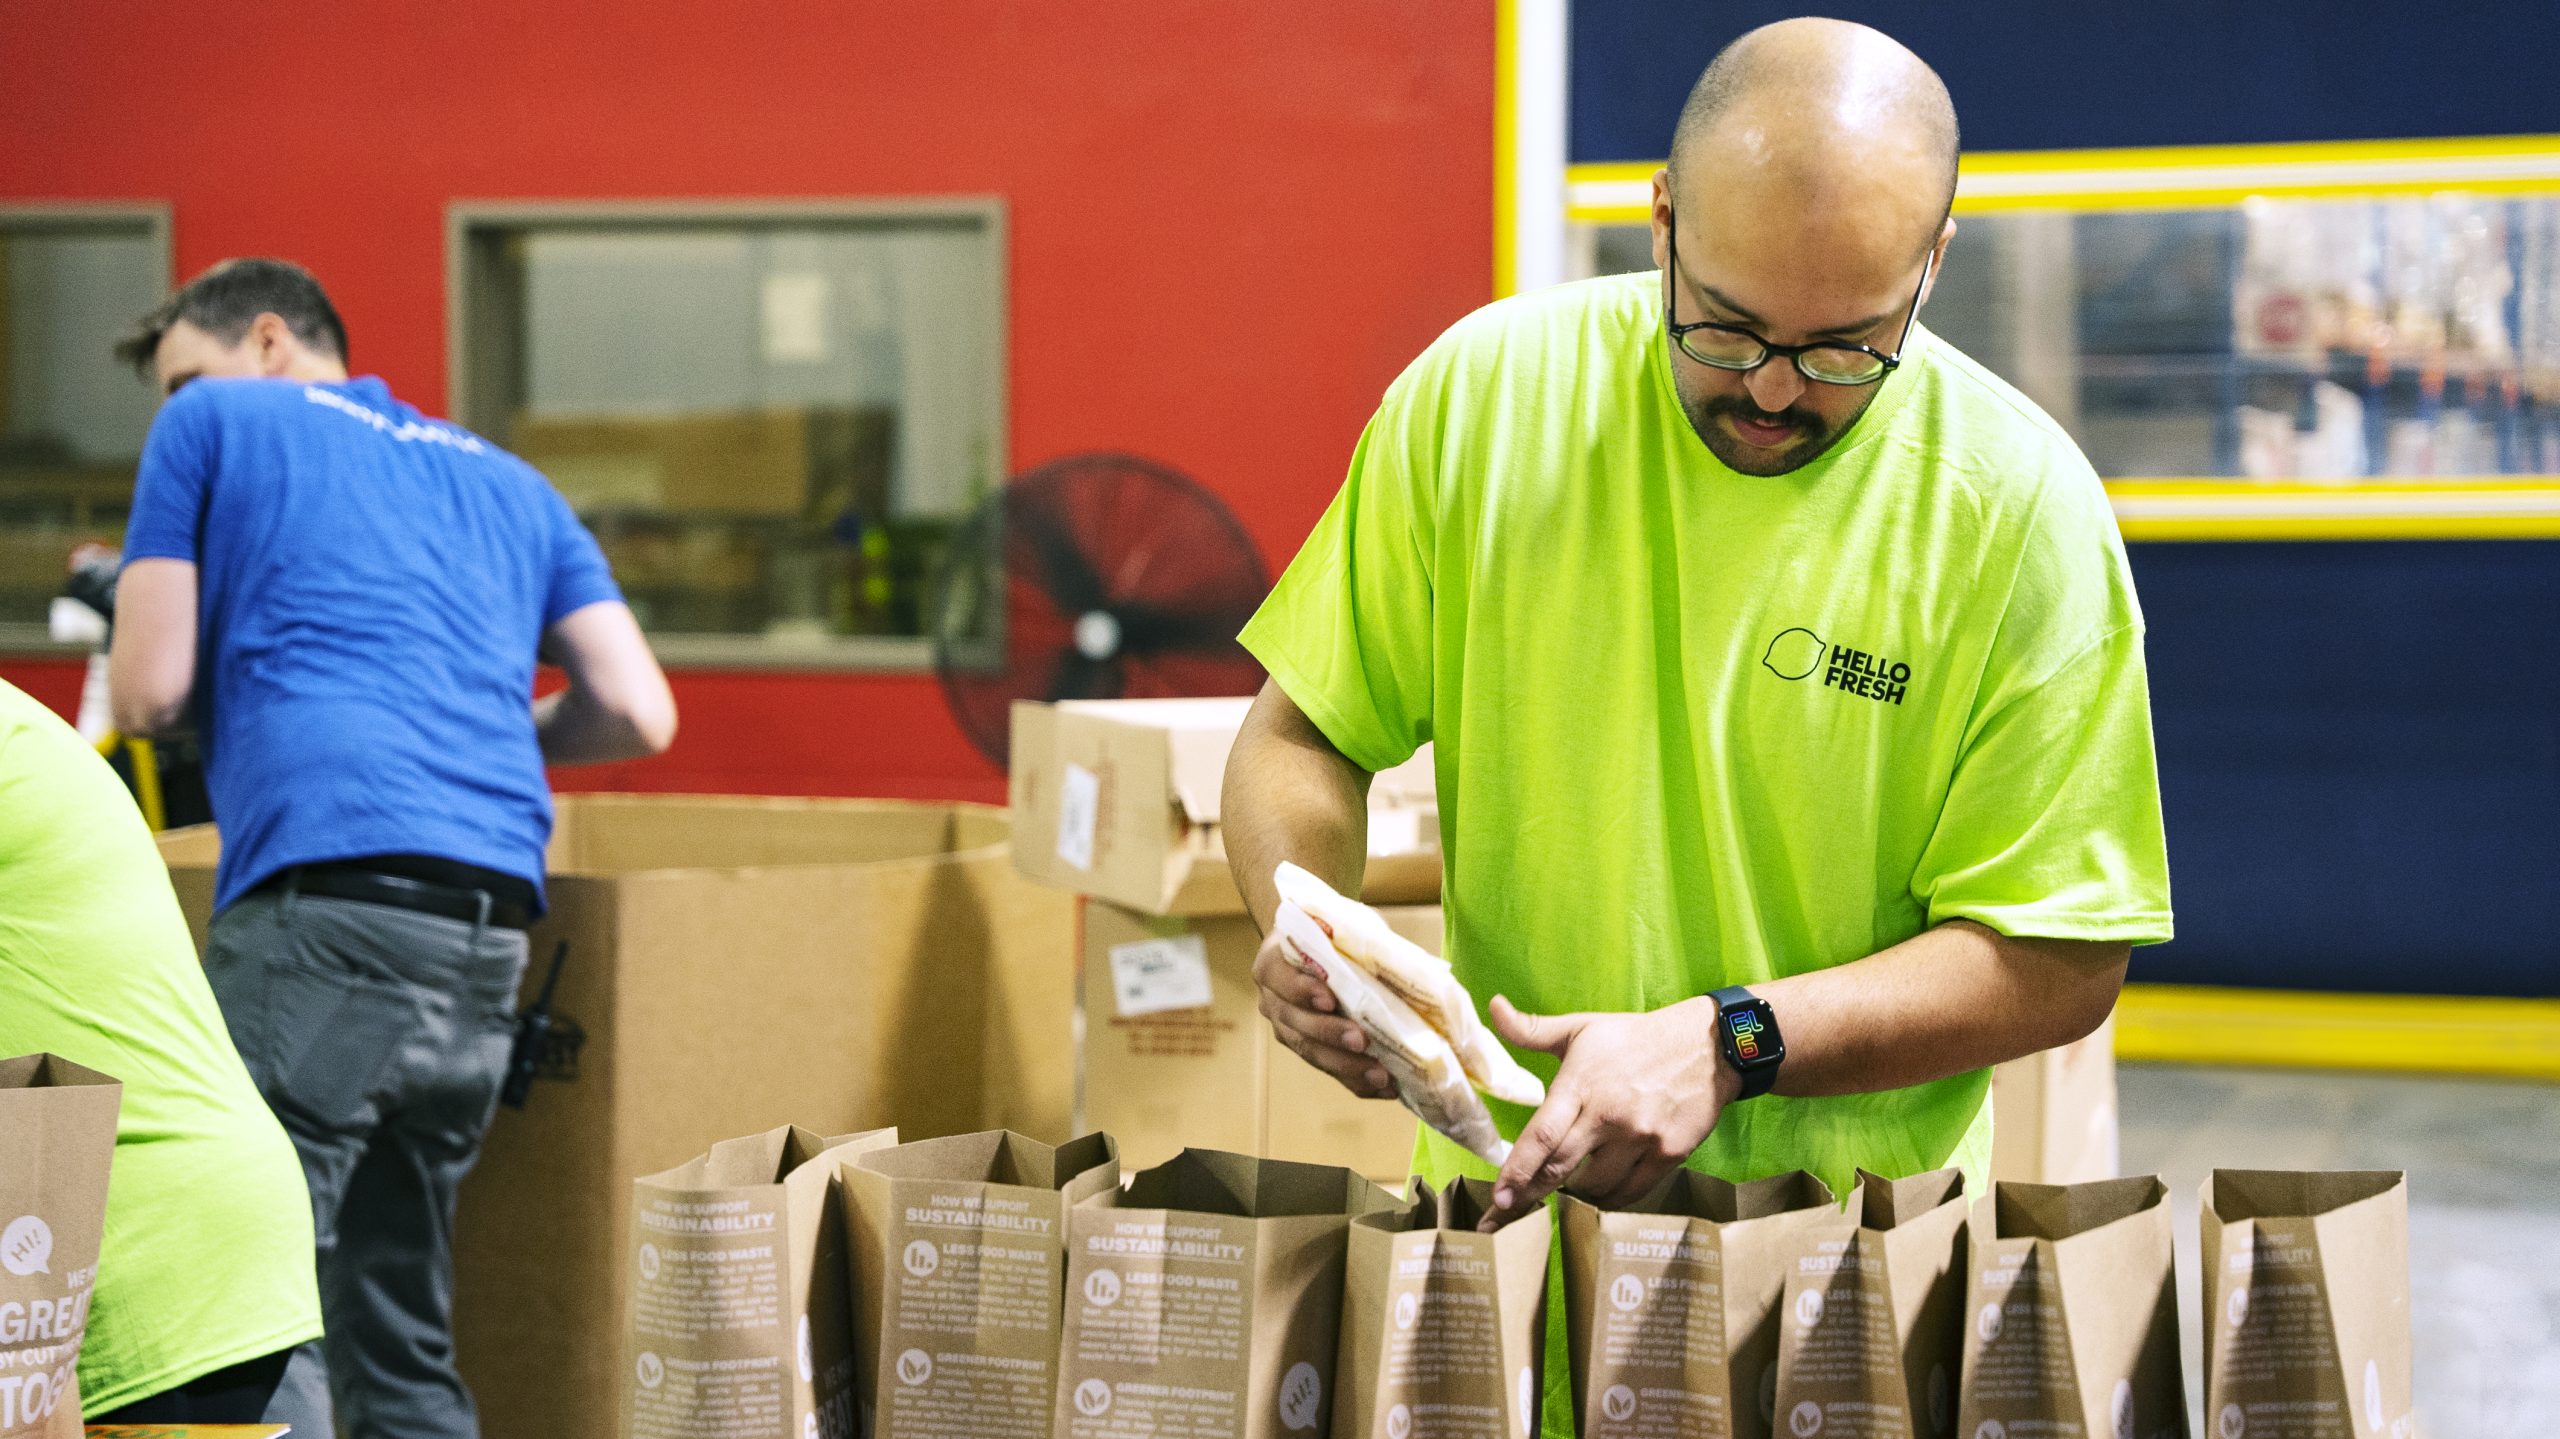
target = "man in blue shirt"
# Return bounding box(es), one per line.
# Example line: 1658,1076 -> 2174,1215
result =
109,259 -> 676,1438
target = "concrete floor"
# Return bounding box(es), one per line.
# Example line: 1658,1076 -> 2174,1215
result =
2118,1062 -> 2560,1439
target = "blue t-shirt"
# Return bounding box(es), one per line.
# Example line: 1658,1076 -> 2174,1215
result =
121,376 -> 622,911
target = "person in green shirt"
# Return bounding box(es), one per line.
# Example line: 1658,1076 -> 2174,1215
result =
0,679 -> 323,1423
1227,20 -> 2172,1429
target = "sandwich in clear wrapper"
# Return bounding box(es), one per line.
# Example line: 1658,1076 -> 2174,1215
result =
1269,861 -> 1542,1167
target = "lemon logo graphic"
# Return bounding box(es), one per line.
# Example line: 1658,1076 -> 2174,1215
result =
1764,627 -> 1825,680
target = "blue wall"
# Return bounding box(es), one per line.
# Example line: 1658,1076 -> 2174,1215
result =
2129,542 -> 2560,997
1572,1 -> 2560,162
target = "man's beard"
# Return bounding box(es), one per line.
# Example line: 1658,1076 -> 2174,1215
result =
1678,388 -> 1871,476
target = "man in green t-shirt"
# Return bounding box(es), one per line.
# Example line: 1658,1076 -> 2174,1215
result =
0,679 -> 323,1422
1229,20 -> 2170,1241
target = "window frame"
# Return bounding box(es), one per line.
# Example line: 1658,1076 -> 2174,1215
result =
446,197 -> 1009,671
0,202 -> 174,657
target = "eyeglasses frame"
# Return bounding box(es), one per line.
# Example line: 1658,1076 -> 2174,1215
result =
1662,210 -> 1937,386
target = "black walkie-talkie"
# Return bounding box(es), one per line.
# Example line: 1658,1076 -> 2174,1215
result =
501,940 -> 570,1109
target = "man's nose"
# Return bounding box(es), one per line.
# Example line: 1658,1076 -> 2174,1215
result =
1746,358 -> 1807,414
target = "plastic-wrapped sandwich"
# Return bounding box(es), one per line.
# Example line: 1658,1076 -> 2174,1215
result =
1270,861 -> 1544,1165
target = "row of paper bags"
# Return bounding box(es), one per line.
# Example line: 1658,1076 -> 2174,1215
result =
621,1126 -> 2412,1439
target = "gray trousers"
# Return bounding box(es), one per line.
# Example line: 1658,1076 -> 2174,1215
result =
206,885 -> 528,1439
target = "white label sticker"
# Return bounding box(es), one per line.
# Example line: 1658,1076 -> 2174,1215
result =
1110,935 -> 1214,1017
1057,763 -> 1101,871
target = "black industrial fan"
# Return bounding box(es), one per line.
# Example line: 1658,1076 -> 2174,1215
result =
930,452 -> 1271,768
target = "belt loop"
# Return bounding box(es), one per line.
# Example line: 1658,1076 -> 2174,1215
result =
281,868 -> 301,918
471,889 -> 492,947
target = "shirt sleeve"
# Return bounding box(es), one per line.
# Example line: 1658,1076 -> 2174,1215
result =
121,385 -> 221,564
537,478 -> 623,628
1237,362 -> 1443,775
1910,479 -> 2175,944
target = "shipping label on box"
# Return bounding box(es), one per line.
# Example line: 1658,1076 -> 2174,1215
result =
1958,1175 -> 2184,1439
1054,1149 -> 1402,1439
844,1131 -> 1119,1439
2202,1169 -> 2411,1439
1564,1170 -> 1838,1439
1082,902 -> 1421,1182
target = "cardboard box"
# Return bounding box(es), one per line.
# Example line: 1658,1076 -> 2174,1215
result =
508,406 -> 893,519
1055,1148 -> 1402,1439
842,1131 -> 1119,1439
1082,900 -> 1426,1183
1990,1014 -> 2119,1186
156,796 -> 1078,1439
1010,698 -> 1439,916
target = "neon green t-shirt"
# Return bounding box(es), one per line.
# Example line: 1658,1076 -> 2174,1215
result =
1243,271 -> 2173,1191
0,681 -> 322,1412
1245,272 -> 2172,1437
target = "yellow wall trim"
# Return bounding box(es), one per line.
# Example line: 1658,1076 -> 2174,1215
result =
2106,479 -> 2560,541
1493,0 -> 1518,297
2115,982 -> 2560,1081
1569,134 -> 2560,223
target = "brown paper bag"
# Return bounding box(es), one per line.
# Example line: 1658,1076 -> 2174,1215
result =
1958,1176 -> 2185,1439
1773,1169 -> 1968,1439
1335,1177 -> 1550,1439
1564,1170 -> 1839,1439
842,1130 -> 1118,1439
2201,1170 -> 2411,1439
1054,1148 -> 1402,1438
0,1055 -> 120,1439
623,1125 -> 898,1439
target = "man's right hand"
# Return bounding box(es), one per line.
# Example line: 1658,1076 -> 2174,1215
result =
1253,930 -> 1396,1100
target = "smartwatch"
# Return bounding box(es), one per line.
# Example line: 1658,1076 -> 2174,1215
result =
1707,985 -> 1784,1101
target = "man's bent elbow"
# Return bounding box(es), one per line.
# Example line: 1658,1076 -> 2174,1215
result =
109,689 -> 188,741
633,696 -> 678,757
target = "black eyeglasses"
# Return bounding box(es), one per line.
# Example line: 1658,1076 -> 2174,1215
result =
1663,214 -> 1934,386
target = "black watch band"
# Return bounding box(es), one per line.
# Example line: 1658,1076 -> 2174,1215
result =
1708,984 -> 1784,1101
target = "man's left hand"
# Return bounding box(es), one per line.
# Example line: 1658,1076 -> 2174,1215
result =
1476,994 -> 1739,1231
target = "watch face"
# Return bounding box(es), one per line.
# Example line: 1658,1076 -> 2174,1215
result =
1724,1003 -> 1774,1065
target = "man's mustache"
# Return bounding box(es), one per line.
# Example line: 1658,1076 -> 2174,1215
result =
1700,396 -> 1822,435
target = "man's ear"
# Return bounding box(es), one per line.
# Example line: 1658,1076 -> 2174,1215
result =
1650,166 -> 1674,272
249,312 -> 297,376
1927,217 -> 1957,302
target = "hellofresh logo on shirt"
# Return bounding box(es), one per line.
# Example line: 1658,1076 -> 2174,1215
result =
1762,627 -> 1914,706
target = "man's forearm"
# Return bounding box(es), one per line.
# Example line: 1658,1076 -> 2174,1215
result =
1223,682 -> 1372,932
1740,921 -> 2128,1097
534,686 -> 659,765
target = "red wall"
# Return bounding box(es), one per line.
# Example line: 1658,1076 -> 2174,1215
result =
0,0 -> 1493,804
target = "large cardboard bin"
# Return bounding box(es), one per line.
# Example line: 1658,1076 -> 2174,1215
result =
158,795 -> 1076,1439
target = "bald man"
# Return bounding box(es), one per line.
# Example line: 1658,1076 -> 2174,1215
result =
1226,22 -> 2169,1425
